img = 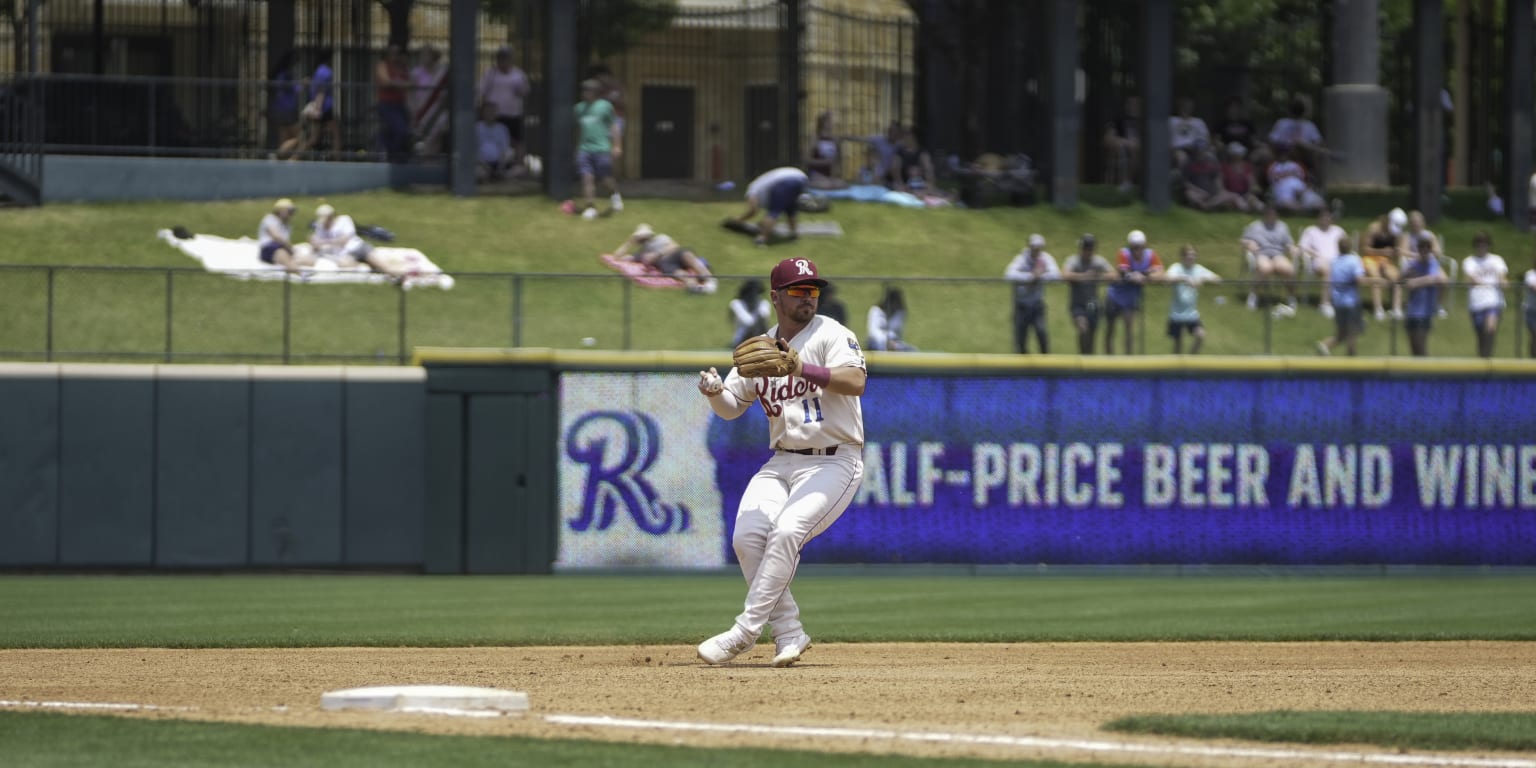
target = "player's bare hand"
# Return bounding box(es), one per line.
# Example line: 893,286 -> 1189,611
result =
698,367 -> 724,396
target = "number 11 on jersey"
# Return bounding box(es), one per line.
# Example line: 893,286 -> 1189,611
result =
801,397 -> 824,424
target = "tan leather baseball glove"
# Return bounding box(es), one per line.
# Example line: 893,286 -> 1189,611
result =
733,335 -> 799,378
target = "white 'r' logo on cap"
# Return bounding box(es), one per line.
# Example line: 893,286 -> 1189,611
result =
795,259 -> 812,275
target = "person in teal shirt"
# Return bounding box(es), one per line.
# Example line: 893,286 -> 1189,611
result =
574,79 -> 622,219
1317,236 -> 1373,356
1162,244 -> 1221,354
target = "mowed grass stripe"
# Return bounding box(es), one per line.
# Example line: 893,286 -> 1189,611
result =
0,710 -> 1122,768
1104,710 -> 1536,753
0,575 -> 1533,648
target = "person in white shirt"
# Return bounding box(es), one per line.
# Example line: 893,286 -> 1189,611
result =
734,167 -> 809,247
1003,233 -> 1062,354
694,257 -> 866,668
866,286 -> 916,352
310,204 -> 377,269
1462,231 -> 1509,359
478,46 -> 531,161
1169,97 -> 1210,166
1297,207 -> 1346,318
1523,257 -> 1536,359
257,198 -> 311,274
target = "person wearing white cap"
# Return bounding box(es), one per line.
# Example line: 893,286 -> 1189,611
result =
1003,233 -> 1061,354
612,223 -> 715,293
256,198 -> 311,273
1104,229 -> 1163,355
309,203 -> 378,269
1360,208 -> 1407,320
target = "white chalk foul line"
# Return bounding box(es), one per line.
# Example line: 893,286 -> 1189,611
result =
0,699 -> 191,713
542,714 -> 1536,768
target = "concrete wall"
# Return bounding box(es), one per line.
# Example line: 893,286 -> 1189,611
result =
0,363 -> 426,569
41,155 -> 448,203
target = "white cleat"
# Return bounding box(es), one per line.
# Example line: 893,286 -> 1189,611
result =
697,629 -> 755,665
610,194 -> 624,212
771,634 -> 812,668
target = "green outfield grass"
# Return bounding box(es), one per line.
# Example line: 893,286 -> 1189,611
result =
1104,710 -> 1536,752
1,574 -> 1533,648
1,192 -> 1532,360
0,710 -> 1106,768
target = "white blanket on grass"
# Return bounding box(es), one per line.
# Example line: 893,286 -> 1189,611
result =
156,230 -> 455,290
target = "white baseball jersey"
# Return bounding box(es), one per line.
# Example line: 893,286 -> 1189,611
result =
721,315 -> 865,451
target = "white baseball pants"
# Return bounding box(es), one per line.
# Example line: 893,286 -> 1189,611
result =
731,449 -> 863,641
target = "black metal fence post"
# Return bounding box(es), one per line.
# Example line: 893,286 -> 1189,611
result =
1262,294 -> 1273,354
45,266 -> 54,362
396,286 -> 408,364
1388,316 -> 1398,356
622,278 -> 633,350
512,275 -> 523,348
164,269 -> 174,362
282,277 -> 292,364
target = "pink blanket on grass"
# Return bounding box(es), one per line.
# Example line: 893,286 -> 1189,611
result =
600,253 -> 686,289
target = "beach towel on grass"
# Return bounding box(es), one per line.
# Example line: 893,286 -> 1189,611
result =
600,253 -> 718,293
157,230 -> 455,290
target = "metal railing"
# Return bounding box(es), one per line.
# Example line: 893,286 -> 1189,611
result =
0,74 -> 44,203
0,266 -> 1531,365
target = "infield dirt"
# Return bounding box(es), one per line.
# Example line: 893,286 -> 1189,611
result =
2,642 -> 1533,767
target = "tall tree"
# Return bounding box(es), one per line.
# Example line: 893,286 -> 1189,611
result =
904,0 -> 994,160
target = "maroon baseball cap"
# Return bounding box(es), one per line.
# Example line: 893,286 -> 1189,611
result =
770,257 -> 828,290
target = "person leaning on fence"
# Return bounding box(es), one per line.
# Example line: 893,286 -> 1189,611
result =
1463,231 -> 1509,359
1004,233 -> 1061,354
1162,244 -> 1221,355
1104,230 -> 1163,355
310,204 -> 378,270
1401,232 -> 1449,357
257,199 -> 311,274
1061,234 -> 1113,355
1403,210 -> 1451,319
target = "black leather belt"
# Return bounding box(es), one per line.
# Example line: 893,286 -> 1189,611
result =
779,446 -> 838,456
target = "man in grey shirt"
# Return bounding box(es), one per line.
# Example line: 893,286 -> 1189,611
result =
1004,233 -> 1062,354
1241,204 -> 1299,314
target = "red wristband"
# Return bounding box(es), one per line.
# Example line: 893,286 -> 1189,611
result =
801,363 -> 832,388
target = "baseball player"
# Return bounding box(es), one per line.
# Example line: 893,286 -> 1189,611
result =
733,166 -> 809,246
695,257 -> 866,667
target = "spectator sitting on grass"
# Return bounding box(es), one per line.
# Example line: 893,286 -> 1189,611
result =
1219,143 -> 1264,212
1169,97 -> 1210,167
867,286 -> 917,352
728,279 -> 771,346
1360,209 -> 1406,321
1182,146 -> 1242,212
1267,97 -> 1327,176
1267,147 -> 1325,213
893,127 -> 937,194
1298,207 -> 1346,318
257,198 -> 311,274
310,204 -> 379,269
475,102 -> 515,182
806,111 -> 846,190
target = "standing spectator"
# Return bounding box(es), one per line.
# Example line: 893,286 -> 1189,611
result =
728,280 -> 771,346
867,286 -> 916,352
1463,232 -> 1509,359
1317,236 -> 1369,356
1162,244 -> 1221,354
307,50 -> 341,158
735,166 -> 809,246
588,64 -> 627,162
475,103 -> 514,181
1267,147 -> 1325,213
1298,207 -> 1346,318
375,45 -> 412,162
1403,209 -> 1451,318
574,79 -> 621,220
817,283 -> 848,325
1267,96 -> 1327,176
1241,204 -> 1300,312
1062,234 -> 1113,355
1523,254 -> 1536,358
268,51 -> 303,157
480,46 -> 532,165
1103,96 -> 1141,192
1215,99 -> 1257,154
1401,232 -> 1448,357
1004,233 -> 1061,354
807,111 -> 845,189
409,45 -> 449,156
1104,230 -> 1163,355
1219,143 -> 1264,212
1169,97 -> 1210,167
1360,209 -> 1406,320
1182,147 -> 1242,211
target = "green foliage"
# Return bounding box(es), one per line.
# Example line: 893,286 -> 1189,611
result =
0,711 -> 1091,768
1105,710 -> 1536,752
1,574 -> 1534,648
